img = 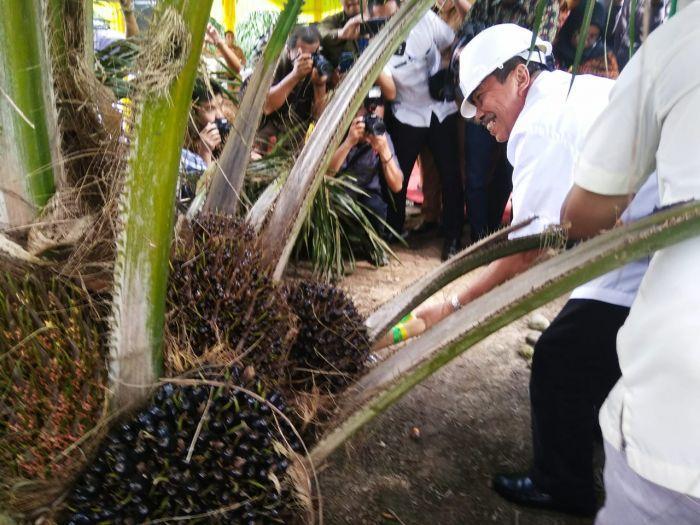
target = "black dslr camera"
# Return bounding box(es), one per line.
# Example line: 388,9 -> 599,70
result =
362,86 -> 386,136
312,52 -> 334,77
214,117 -> 231,141
359,17 -> 387,36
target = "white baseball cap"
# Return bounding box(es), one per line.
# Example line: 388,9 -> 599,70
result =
458,24 -> 552,119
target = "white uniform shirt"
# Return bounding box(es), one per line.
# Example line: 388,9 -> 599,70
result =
573,0 -> 700,497
506,70 -> 614,240
388,11 -> 458,127
570,175 -> 657,307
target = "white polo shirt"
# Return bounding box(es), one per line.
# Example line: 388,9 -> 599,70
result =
387,11 -> 458,127
506,70 -> 614,240
573,0 -> 700,497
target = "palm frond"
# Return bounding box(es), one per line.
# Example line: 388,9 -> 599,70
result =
309,199 -> 700,466
569,0 -> 596,91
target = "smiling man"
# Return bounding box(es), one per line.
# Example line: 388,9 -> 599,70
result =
379,24 -> 624,514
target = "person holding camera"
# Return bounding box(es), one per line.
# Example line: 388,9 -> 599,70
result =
258,25 -> 330,154
319,0 -> 364,71
328,89 -> 403,239
179,81 -> 230,203
371,0 -> 465,260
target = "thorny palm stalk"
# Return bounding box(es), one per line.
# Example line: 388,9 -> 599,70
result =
309,200 -> 700,466
109,0 -> 214,408
257,0 -> 437,281
0,0 -> 62,230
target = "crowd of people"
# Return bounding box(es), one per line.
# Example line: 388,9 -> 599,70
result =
182,0 -> 670,262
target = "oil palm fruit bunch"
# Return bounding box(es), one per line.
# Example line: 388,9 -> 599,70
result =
65,371 -> 303,524
166,215 -> 297,381
283,280 -> 370,394
0,272 -> 106,510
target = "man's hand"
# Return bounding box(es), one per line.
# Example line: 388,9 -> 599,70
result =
346,117 -> 365,146
367,133 -> 390,158
204,23 -> 223,47
311,67 -> 329,87
338,15 -> 362,40
292,52 -> 314,80
199,122 -> 222,152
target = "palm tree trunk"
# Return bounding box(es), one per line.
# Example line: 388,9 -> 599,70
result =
309,199 -> 700,466
0,0 -> 62,231
108,0 -> 213,408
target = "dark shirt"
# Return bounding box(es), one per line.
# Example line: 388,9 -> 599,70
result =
258,55 -> 316,148
466,0 -> 560,42
341,134 -> 397,193
319,11 -> 361,67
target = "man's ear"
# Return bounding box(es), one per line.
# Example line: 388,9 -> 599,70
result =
514,63 -> 531,97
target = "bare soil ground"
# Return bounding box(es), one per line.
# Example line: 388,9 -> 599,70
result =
318,236 -> 594,525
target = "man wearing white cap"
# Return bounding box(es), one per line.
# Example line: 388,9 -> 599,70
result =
387,23 -> 635,515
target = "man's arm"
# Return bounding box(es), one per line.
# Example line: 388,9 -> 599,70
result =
310,69 -> 329,119
329,117 -> 365,172
205,24 -> 243,74
263,53 -> 311,115
376,71 -> 396,101
368,133 -> 402,192
561,185 -> 633,240
417,249 -> 542,327
119,0 -> 139,37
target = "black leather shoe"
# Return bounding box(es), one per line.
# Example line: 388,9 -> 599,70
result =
441,237 -> 462,261
492,474 -> 596,517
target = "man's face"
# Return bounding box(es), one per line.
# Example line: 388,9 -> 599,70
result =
342,0 -> 361,16
470,67 -> 527,143
572,25 -> 601,49
195,94 -> 224,128
370,0 -> 399,19
289,39 -> 320,61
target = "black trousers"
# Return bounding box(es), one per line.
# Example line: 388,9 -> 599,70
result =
530,299 -> 629,509
386,113 -> 464,240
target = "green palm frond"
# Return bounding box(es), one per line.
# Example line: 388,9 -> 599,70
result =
294,175 -> 396,282
570,0 -> 596,90
109,0 -> 214,408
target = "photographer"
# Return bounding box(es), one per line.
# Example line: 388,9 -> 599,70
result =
319,0 -> 363,69
328,89 -> 402,237
259,25 -> 330,153
180,81 -> 230,201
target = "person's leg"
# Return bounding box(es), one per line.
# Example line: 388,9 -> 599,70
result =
427,113 -> 464,258
417,147 -> 442,228
528,299 -> 628,512
385,119 -> 426,237
486,143 -> 513,231
596,441 -> 700,525
464,121 -> 497,242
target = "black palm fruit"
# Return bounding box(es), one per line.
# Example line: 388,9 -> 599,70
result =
166,215 -> 297,384
64,372 -> 301,524
283,280 -> 370,393
0,272 -> 107,509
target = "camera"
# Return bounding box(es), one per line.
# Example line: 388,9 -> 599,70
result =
363,114 -> 386,136
359,17 -> 387,36
214,117 -> 231,141
312,52 -> 334,78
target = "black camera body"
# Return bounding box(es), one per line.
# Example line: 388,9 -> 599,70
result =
363,113 -> 386,136
214,117 -> 231,141
312,52 -> 334,78
359,17 -> 387,36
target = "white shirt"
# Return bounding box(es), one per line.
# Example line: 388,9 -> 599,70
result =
388,11 -> 458,127
507,70 -> 614,240
570,175 -> 657,307
574,0 -> 700,497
